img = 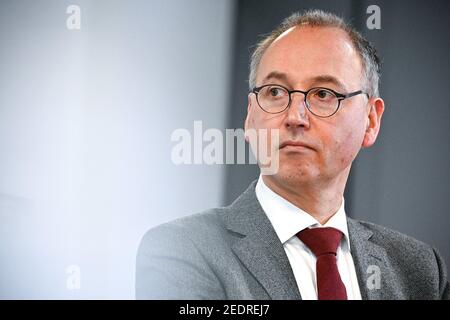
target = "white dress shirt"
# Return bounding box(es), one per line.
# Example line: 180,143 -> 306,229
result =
255,175 -> 362,300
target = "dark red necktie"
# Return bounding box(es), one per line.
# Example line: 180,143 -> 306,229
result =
297,227 -> 348,300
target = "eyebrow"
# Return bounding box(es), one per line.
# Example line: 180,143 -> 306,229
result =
306,75 -> 348,92
260,72 -> 348,92
261,71 -> 290,85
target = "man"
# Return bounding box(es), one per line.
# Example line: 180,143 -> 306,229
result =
136,10 -> 449,299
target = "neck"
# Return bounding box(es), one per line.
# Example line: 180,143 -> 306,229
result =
261,169 -> 350,225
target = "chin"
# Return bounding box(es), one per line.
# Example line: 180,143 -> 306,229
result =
274,165 -> 317,185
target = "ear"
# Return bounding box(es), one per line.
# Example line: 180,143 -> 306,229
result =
362,97 -> 385,148
244,94 -> 253,142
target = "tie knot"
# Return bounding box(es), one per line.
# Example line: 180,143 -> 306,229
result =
297,227 -> 343,257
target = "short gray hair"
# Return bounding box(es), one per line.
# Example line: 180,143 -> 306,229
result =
249,10 -> 381,97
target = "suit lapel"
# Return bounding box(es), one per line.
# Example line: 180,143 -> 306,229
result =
222,180 -> 301,300
347,218 -> 402,299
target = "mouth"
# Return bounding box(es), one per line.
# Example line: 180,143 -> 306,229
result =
279,140 -> 314,151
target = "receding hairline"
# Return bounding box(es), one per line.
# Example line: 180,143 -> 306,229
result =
255,25 -> 364,89
273,24 -> 350,43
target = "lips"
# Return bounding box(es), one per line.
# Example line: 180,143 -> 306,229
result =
279,140 -> 314,151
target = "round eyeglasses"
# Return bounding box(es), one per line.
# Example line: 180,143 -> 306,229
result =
251,84 -> 369,118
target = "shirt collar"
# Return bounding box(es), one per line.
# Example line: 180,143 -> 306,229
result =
255,175 -> 351,250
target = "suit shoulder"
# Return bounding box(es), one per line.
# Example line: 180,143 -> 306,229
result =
136,208 -> 229,299
355,219 -> 431,250
138,207 -> 229,252
152,207 -> 226,233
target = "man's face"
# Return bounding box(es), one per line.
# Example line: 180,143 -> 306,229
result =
245,26 -> 383,187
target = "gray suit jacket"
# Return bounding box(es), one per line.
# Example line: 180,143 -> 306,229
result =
136,180 -> 450,299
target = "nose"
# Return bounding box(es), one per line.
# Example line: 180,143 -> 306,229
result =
285,93 -> 310,129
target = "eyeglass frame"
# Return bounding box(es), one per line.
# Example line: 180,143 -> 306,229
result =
250,84 -> 369,118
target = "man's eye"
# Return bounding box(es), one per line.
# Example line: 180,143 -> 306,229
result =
265,86 -> 287,98
269,88 -> 281,96
315,89 -> 333,99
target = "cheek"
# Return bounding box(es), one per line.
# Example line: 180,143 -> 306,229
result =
247,113 -> 283,155
329,127 -> 365,167
331,110 -> 367,160
251,113 -> 283,138
251,112 -> 280,128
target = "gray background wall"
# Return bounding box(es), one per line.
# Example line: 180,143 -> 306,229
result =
0,0 -> 448,299
225,0 -> 450,275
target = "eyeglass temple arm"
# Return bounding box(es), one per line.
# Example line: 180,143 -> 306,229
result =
340,90 -> 370,99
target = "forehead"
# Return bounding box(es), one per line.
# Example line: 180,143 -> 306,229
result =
257,26 -> 363,89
